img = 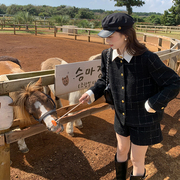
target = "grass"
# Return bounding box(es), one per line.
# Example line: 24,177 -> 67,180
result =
0,28 -> 54,35
136,30 -> 180,40
0,27 -> 180,41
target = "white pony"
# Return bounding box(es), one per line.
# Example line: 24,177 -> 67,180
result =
41,55 -> 101,136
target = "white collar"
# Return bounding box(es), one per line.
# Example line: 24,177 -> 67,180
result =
112,49 -> 133,63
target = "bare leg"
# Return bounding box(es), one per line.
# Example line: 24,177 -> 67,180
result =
115,133 -> 130,179
116,133 -> 130,162
130,143 -> 148,176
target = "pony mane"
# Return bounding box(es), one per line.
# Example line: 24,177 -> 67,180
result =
11,81 -> 43,128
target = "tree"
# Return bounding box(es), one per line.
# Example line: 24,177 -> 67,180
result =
66,6 -> 79,18
23,4 -> 38,16
37,5 -> 53,17
50,15 -> 70,26
161,0 -> 180,26
131,14 -> 145,23
75,8 -> 94,19
112,0 -> 145,15
6,4 -> 24,15
13,11 -> 34,29
0,4 -> 7,14
169,0 -> 180,25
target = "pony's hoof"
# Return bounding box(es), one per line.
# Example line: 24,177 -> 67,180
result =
68,132 -> 74,137
20,148 -> 29,153
76,125 -> 83,129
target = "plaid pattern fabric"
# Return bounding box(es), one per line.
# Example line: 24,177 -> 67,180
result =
114,121 -> 163,145
90,49 -> 180,127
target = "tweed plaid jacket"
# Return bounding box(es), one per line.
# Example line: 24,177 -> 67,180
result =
90,48 -> 180,127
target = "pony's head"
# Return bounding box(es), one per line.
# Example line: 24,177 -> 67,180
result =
9,78 -> 63,133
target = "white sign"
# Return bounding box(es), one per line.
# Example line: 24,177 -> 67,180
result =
0,96 -> 13,130
55,60 -> 101,96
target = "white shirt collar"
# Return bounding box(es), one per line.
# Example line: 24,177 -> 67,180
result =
112,49 -> 133,63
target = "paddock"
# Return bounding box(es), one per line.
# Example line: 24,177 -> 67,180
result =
0,33 -> 179,180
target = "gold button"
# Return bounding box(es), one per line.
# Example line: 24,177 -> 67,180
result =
122,113 -> 125,115
122,100 -> 124,103
120,60 -> 123,63
122,86 -> 124,89
121,73 -> 123,76
161,107 -> 164,109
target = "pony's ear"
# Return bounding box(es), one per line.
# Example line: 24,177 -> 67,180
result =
8,102 -> 17,106
35,77 -> 42,87
34,77 -> 43,91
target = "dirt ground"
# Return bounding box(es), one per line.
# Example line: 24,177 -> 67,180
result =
0,33 -> 179,180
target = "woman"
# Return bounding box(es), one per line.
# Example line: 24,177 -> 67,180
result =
79,13 -> 180,180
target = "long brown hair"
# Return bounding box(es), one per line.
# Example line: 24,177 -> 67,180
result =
120,27 -> 147,56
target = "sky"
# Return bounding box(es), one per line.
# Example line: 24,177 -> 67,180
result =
0,0 -> 174,14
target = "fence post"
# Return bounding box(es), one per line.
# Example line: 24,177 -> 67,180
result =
74,29 -> 77,40
143,35 -> 146,43
35,25 -> 37,36
169,54 -> 177,71
54,26 -> 57,37
88,30 -> 90,42
13,25 -> 16,35
0,130 -> 10,180
170,39 -> 175,49
26,24 -> 28,31
166,27 -> 168,33
103,38 -> 105,44
158,38 -> 162,51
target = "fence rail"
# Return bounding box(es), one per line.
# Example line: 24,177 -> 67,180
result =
0,19 -> 51,26
0,24 -> 179,74
1,23 -> 180,46
137,32 -> 180,74
0,29 -> 180,179
136,25 -> 180,33
0,23 -> 105,43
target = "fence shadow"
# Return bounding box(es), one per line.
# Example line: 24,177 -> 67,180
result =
10,114 -> 117,180
144,109 -> 180,179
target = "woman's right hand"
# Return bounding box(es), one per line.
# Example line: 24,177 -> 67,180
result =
79,93 -> 90,104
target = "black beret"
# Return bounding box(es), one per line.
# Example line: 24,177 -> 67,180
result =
98,13 -> 134,38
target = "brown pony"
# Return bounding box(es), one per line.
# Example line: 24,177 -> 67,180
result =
0,56 -> 63,153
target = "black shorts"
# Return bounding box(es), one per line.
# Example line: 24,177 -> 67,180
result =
114,120 -> 163,146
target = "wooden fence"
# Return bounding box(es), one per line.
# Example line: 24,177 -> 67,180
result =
0,24 -> 105,43
0,23 -> 53,35
1,23 -> 180,46
0,29 -> 180,179
137,32 -> 180,74
0,19 -> 51,27
136,25 -> 180,33
0,69 -> 109,180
